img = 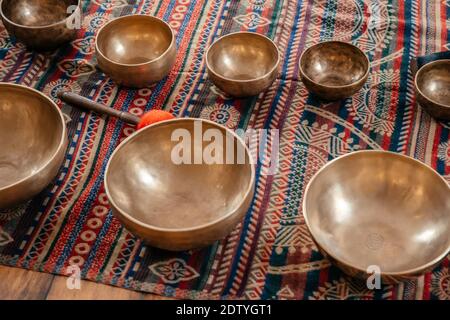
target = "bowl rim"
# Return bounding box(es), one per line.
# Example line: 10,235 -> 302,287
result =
205,31 -> 281,83
298,40 -> 370,89
95,14 -> 176,68
0,82 -> 67,192
0,0 -> 81,30
104,117 -> 256,233
302,149 -> 450,276
414,59 -> 450,110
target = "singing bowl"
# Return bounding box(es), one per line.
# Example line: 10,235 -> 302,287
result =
0,0 -> 81,51
105,118 -> 255,251
96,15 -> 176,88
299,41 -> 369,101
206,32 -> 280,97
303,151 -> 450,283
414,59 -> 450,120
0,83 -> 67,209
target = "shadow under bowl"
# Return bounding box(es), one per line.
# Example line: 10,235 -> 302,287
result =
96,15 -> 176,88
299,41 -> 369,101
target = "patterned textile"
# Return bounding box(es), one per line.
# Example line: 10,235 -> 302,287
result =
417,50 -> 450,68
0,0 -> 449,300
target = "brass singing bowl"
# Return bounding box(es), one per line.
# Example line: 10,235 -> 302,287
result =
303,151 -> 450,283
0,0 -> 81,51
299,41 -> 370,101
105,118 -> 255,251
0,83 -> 67,209
206,32 -> 280,97
415,60 -> 450,120
96,15 -> 177,88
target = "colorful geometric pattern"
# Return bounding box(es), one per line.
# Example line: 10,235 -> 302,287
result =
0,0 -> 449,300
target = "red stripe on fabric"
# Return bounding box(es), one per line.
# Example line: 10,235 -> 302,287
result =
70,189 -> 123,278
169,0 -> 228,116
44,90 -> 130,266
317,266 -> 329,292
431,125 -> 442,165
423,272 -> 431,299
442,0 -> 448,50
43,119 -> 103,268
18,2 -> 107,264
151,1 -> 205,110
22,111 -> 92,267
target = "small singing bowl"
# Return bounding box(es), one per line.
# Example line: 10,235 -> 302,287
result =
96,15 -> 177,88
0,0 -> 81,51
303,151 -> 450,283
104,118 -> 255,251
0,83 -> 67,209
414,59 -> 450,120
206,32 -> 280,98
299,41 -> 370,101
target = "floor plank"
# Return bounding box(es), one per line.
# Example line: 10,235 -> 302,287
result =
46,276 -> 146,300
0,266 -> 54,300
0,266 -> 170,300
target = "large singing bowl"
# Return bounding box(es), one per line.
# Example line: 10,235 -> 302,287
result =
303,151 -> 450,283
0,0 -> 81,51
105,118 -> 255,251
0,83 -> 67,209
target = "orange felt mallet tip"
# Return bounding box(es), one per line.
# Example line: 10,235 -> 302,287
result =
137,110 -> 175,130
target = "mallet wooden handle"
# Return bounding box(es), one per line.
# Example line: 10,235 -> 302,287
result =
57,91 -> 141,126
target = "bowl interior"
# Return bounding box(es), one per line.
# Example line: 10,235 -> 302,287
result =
304,152 -> 450,273
97,16 -> 173,65
106,120 -> 253,230
207,33 -> 279,81
1,0 -> 77,27
416,60 -> 450,107
300,42 -> 368,87
0,85 -> 64,189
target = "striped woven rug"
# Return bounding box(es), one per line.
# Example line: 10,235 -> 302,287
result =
0,0 -> 449,300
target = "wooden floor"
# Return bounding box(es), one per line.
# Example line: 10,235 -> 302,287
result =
0,265 -> 170,300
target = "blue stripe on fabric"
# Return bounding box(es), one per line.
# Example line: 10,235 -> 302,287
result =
181,1 -> 233,118
388,0 -> 413,152
223,0 -> 305,297
144,0 -> 198,112
81,210 -> 114,276
259,5 -> 303,130
53,92 -> 135,272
